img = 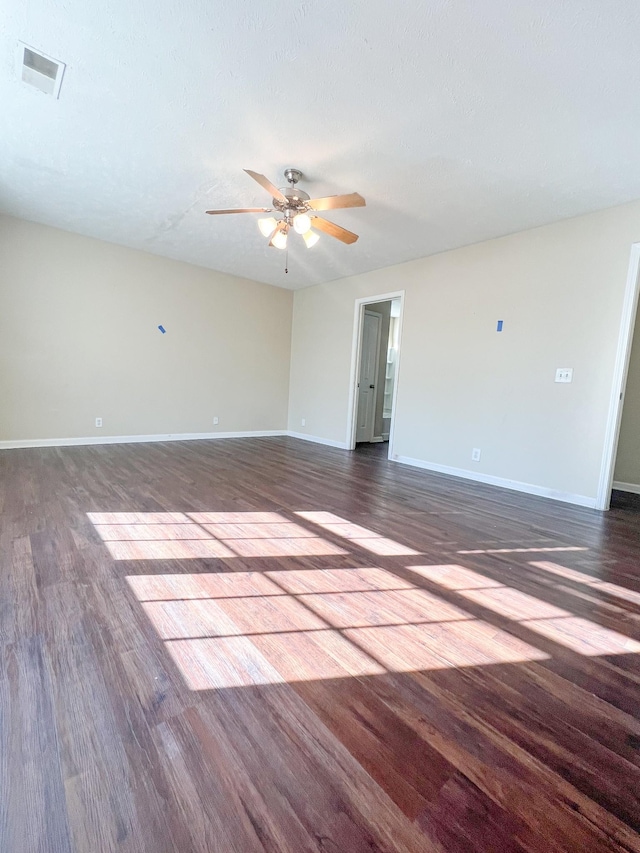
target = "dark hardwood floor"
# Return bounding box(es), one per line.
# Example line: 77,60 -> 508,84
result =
1,436 -> 639,852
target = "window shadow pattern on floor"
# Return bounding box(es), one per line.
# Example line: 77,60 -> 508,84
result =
88,510 -> 640,691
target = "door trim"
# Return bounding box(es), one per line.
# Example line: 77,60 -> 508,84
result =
346,290 -> 405,457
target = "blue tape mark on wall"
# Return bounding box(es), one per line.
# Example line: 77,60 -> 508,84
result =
496,320 -> 503,332
158,325 -> 166,334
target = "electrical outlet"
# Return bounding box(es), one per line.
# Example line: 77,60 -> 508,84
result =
213,417 -> 219,425
555,368 -> 573,383
472,448 -> 481,462
301,418 -> 306,427
95,417 -> 102,428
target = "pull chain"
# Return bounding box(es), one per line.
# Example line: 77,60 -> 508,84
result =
285,244 -> 288,274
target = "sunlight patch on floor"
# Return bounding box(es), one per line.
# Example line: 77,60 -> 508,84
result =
108,539 -> 235,560
268,567 -> 415,594
520,616 -> 640,655
459,586 -> 571,620
88,511 -> 347,560
457,546 -> 588,555
530,560 -> 640,607
127,570 -> 287,602
164,632 -> 386,689
96,510 -> 640,690
407,564 -> 640,656
407,564 -> 504,590
127,566 -> 548,689
295,511 -> 421,556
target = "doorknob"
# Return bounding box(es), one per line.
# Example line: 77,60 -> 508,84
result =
369,384 -> 375,389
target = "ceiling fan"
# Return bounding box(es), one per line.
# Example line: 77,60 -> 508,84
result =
206,168 -> 366,250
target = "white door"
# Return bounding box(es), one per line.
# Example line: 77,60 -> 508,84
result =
356,310 -> 381,442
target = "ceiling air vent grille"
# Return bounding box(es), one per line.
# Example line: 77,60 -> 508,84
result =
18,43 -> 65,97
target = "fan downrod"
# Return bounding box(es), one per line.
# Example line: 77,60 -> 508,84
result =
283,168 -> 303,186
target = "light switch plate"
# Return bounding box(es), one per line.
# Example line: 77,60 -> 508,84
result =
555,368 -> 573,383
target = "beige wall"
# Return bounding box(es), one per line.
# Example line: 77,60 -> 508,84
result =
288,201 -> 640,503
4,204 -> 638,503
0,216 -> 293,441
614,310 -> 640,487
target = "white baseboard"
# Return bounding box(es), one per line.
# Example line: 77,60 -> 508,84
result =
0,430 -> 286,450
612,480 -> 640,495
394,455 -> 597,509
285,431 -> 350,450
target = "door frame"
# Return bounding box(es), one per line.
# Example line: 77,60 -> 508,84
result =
596,242 -> 640,510
346,290 -> 405,456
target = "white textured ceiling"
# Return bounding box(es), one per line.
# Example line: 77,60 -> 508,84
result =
2,1 -> 640,289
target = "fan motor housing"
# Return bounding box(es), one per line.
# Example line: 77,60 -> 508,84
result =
273,186 -> 310,215
272,167 -> 310,215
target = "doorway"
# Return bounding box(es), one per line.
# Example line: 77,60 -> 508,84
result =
347,292 -> 404,457
597,242 -> 640,510
611,294 -> 640,509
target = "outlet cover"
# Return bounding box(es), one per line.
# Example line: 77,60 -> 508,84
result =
213,417 -> 219,425
95,417 -> 103,428
301,418 -> 306,427
555,368 -> 573,383
472,448 -> 481,462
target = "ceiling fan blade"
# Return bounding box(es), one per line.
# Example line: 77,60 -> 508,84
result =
268,220 -> 288,247
311,217 -> 359,244
206,208 -> 273,215
307,192 -> 365,211
244,169 -> 287,202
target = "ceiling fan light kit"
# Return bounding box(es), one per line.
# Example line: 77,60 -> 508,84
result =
206,168 -> 366,253
258,216 -> 278,237
302,229 -> 320,248
271,225 -> 289,250
293,212 -> 311,234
